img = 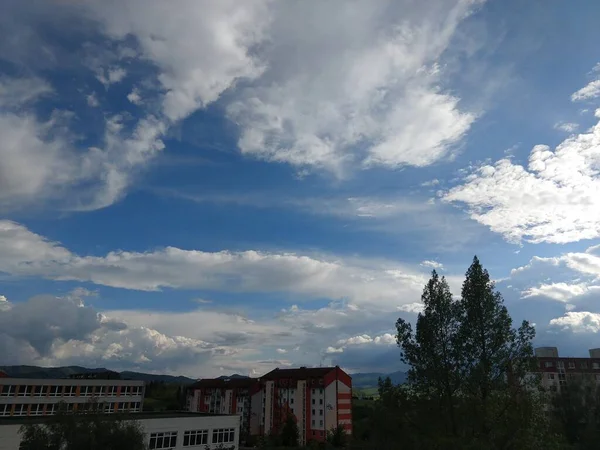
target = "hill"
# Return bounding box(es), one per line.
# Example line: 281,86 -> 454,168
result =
0,365 -> 195,384
350,370 -> 407,388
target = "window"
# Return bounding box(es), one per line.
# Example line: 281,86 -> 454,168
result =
558,361 -> 565,369
290,398 -> 294,404
17,386 -> 30,396
131,402 -> 141,412
312,399 -> 315,405
106,403 -> 115,413
64,386 -> 76,397
33,386 -> 44,397
312,420 -> 315,426
0,404 -> 11,416
132,386 -> 142,396
569,362 -> 576,369
118,402 -> 127,411
46,404 -> 56,415
49,385 -> 61,397
319,409 -> 323,416
596,374 -> 600,381
108,386 -> 118,396
212,428 -> 235,444
80,386 -> 92,397
320,420 -> 323,426
544,362 -> 553,368
312,409 -> 315,415
30,404 -> 44,416
0,385 -> 14,397
121,386 -> 130,396
593,363 -> 600,370
319,388 -> 323,394
582,362 -> 589,369
183,429 -> 208,446
319,399 -> 323,405
549,373 -> 555,380
14,404 -> 28,416
149,431 -> 178,449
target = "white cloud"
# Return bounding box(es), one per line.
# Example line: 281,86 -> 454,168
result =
87,92 -> 100,107
572,80 -> 600,102
522,282 -> 595,302
227,0 -> 479,175
127,88 -> 143,105
84,0 -> 271,121
96,67 -> 127,87
0,295 -> 225,374
444,110 -> 600,244
0,220 -> 429,308
276,348 -> 287,354
0,76 -> 52,107
421,260 -> 443,269
549,312 -> 600,333
554,122 -> 578,133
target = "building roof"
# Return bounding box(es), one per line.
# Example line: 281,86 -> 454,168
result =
0,411 -> 236,426
261,367 -> 340,380
189,377 -> 257,390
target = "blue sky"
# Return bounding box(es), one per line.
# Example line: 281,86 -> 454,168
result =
2,0 -> 600,378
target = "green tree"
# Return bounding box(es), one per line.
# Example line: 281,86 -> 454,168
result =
19,405 -> 147,450
279,412 -> 300,447
457,256 -> 536,443
396,270 -> 462,441
326,424 -> 348,448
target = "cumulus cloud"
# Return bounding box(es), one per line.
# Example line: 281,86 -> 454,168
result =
127,88 -> 143,105
227,0 -> 479,174
84,0 -> 271,121
549,312 -> 600,333
421,260 -> 443,269
96,67 -> 127,87
86,92 -> 100,107
572,80 -> 600,102
0,294 -> 228,374
554,122 -> 578,133
444,109 -> 600,244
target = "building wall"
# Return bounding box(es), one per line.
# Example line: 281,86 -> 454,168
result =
0,378 -> 145,417
0,414 -> 240,450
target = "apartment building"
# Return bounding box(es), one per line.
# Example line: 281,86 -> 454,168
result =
0,375 -> 145,417
187,366 -> 352,446
187,377 -> 257,439
533,347 -> 600,393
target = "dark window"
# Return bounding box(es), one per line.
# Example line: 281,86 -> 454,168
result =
149,431 -> 177,449
183,429 -> 208,446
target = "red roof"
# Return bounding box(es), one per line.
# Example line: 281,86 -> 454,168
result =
190,377 -> 257,390
261,367 -> 338,380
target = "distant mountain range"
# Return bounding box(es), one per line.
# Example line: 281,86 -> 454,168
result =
0,365 -> 406,388
0,365 -> 196,384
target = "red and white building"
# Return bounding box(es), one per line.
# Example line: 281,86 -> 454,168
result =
186,366 -> 352,446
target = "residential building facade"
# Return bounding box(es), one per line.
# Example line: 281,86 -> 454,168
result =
533,347 -> 600,393
186,366 -> 352,446
0,376 -> 145,417
0,412 -> 240,450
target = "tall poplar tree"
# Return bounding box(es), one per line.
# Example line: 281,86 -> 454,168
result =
396,270 -> 461,439
458,256 -> 536,440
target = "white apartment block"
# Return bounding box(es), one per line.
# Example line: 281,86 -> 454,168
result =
0,377 -> 145,417
0,412 -> 240,450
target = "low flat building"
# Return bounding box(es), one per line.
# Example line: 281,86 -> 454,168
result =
0,411 -> 240,450
0,376 -> 145,417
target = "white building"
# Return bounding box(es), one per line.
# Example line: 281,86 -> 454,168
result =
0,376 -> 145,417
0,412 -> 240,450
